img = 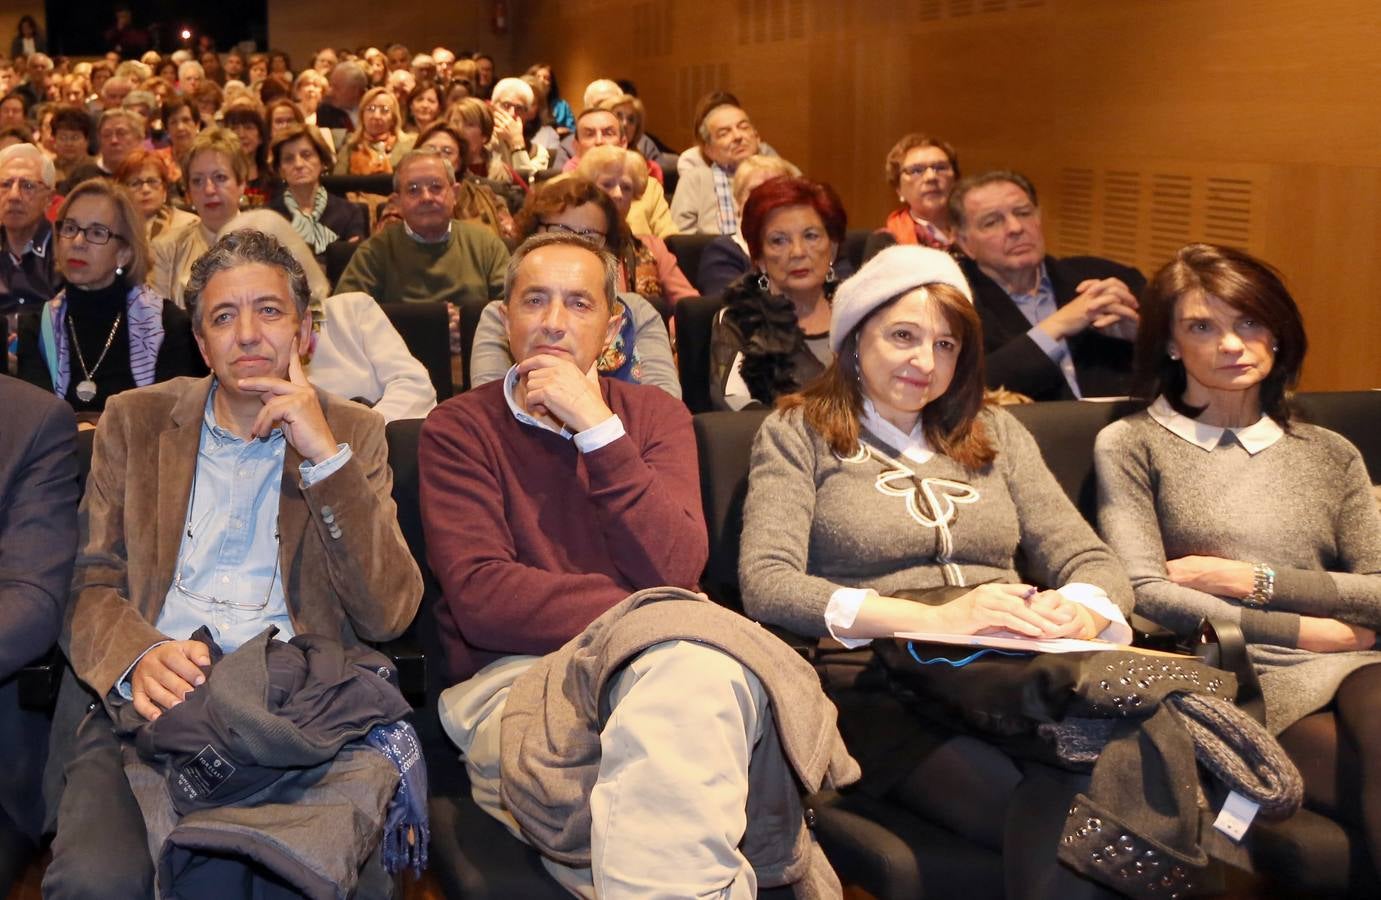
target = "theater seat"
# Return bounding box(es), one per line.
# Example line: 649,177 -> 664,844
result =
665,234 -> 716,293
324,239 -> 362,291
378,302 -> 453,402
673,294 -> 725,414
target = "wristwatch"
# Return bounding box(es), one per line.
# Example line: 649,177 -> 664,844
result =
1242,563 -> 1276,608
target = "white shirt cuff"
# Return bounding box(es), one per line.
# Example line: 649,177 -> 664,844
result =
824,587 -> 876,649
299,443 -> 352,486
573,414 -> 626,453
1057,582 -> 1133,645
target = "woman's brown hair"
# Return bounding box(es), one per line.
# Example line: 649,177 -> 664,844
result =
1134,242 -> 1307,425
779,283 -> 995,470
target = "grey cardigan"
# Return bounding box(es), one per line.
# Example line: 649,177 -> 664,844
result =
499,587 -> 860,899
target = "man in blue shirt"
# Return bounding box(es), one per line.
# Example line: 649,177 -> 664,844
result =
43,230 -> 422,898
952,170 -> 1146,401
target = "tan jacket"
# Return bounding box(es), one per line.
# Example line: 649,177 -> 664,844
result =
64,376 -> 423,697
627,176 -> 677,239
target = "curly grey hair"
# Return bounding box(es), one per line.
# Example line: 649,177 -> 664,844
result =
185,229 -> 312,335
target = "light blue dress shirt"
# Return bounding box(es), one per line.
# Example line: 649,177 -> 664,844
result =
1009,263 -> 1082,398
118,384 -> 350,698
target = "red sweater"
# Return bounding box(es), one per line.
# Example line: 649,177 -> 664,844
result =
419,378 -> 708,683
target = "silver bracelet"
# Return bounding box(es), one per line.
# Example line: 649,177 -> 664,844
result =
1242,563 -> 1275,609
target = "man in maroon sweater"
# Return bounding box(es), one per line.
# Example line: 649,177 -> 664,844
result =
419,233 -> 773,896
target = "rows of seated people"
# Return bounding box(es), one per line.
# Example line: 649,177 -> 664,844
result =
1,25 -> 1380,900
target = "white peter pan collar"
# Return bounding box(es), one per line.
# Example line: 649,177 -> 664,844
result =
1147,395 -> 1284,455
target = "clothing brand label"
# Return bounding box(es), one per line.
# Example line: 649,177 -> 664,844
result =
175,744 -> 236,801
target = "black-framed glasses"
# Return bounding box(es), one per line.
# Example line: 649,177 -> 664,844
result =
56,219 -> 127,245
539,221 -> 606,246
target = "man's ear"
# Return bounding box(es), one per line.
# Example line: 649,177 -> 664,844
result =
298,307 -> 313,349
601,297 -> 621,348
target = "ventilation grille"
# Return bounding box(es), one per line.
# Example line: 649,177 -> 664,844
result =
1052,167 -> 1261,272
632,3 -> 674,58
678,63 -> 733,132
737,0 -> 807,44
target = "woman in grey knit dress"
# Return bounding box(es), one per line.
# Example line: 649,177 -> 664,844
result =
740,245 -> 1135,899
1095,243 -> 1381,878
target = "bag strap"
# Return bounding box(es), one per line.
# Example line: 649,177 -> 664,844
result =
1193,618 -> 1265,724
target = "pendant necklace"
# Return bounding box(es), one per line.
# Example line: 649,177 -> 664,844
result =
67,307 -> 124,403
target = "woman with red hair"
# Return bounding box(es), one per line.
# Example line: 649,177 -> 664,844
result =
709,175 -> 847,410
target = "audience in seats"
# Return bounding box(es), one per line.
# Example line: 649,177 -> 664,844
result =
42,229 -> 422,899
404,81 -> 441,135
561,105 -> 666,188
265,96 -> 306,143
222,103 -> 274,204
48,104 -> 96,191
0,373 -> 75,898
17,178 -> 202,416
415,122 -> 517,241
469,177 -> 679,397
267,125 -> 368,257
952,170 -> 1144,401
445,97 -> 525,190
1095,243 -> 1381,880
336,148 -> 509,307
333,85 -> 415,175
0,143 -> 56,314
157,96 -> 200,174
709,175 -> 846,410
314,60 -> 368,132
577,145 -> 695,308
882,133 -> 961,250
525,62 -> 573,133
549,78 -> 619,170
222,209 -> 436,422
741,244 -> 1135,899
420,231 -> 852,897
697,154 -> 815,298
115,148 -> 199,241
486,77 -> 550,183
95,108 -> 144,175
149,127 -> 246,308
672,91 -> 784,235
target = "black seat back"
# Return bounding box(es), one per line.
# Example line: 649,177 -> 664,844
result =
379,302 -> 454,401
692,409 -> 771,606
324,240 -> 361,291
665,234 -> 717,293
1293,391 -> 1381,479
1005,399 -> 1141,522
674,294 -> 726,414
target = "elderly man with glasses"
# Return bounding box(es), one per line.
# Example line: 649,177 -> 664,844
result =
42,229 -> 422,899
0,142 -> 55,315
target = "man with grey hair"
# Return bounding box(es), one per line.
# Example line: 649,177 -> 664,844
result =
672,90 -> 788,235
337,149 -> 508,307
315,60 -> 368,131
42,228 -> 421,898
177,60 -> 204,95
550,78 -> 624,171
14,52 -> 51,108
0,142 -> 55,314
420,232 -> 847,896
431,47 -> 456,85
99,74 -> 134,111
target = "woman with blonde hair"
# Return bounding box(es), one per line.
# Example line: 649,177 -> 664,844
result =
333,86 -> 415,175
17,177 -> 201,414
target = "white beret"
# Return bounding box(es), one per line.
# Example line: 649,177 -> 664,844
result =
829,245 -> 973,352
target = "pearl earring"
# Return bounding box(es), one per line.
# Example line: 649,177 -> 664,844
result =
1167,348 -> 1180,361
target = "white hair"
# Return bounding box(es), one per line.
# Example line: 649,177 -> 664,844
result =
0,142 -> 56,188
411,54 -> 435,69
178,60 -> 205,80
218,209 -> 331,306
491,77 -> 534,106
582,79 -> 622,110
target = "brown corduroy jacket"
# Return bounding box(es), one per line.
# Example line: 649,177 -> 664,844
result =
64,375 -> 423,699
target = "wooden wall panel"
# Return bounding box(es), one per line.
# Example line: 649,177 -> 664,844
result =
512,0 -> 1381,389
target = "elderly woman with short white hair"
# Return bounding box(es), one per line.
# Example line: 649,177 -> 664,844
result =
489,76 -> 550,182
219,209 -> 436,422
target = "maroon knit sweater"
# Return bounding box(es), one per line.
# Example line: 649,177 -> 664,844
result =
418,378 -> 708,683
